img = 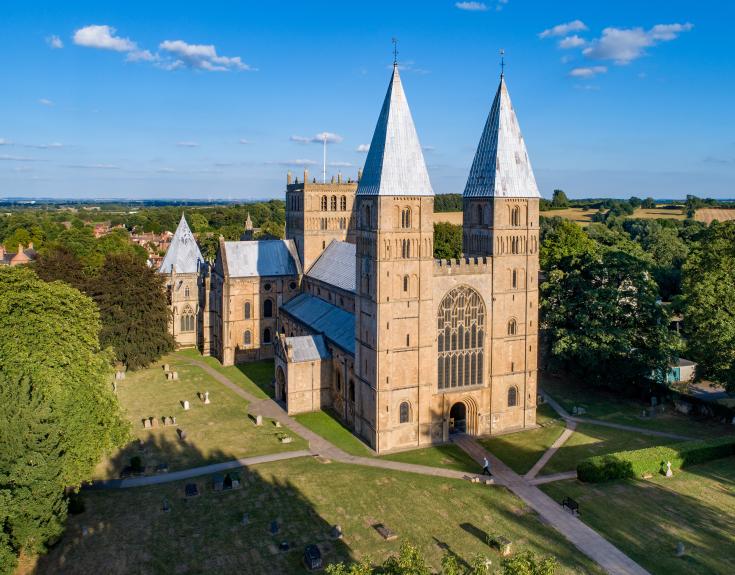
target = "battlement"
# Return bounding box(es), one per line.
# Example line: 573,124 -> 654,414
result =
433,257 -> 492,275
286,168 -> 361,192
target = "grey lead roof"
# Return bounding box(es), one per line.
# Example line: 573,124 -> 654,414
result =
223,239 -> 300,278
357,65 -> 433,197
280,293 -> 355,356
285,334 -> 331,363
305,240 -> 356,293
159,214 -> 204,274
463,77 -> 540,199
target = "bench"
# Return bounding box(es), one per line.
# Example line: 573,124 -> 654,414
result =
561,496 -> 579,516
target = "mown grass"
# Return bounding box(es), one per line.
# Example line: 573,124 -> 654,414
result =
37,457 -> 604,575
381,444 -> 479,473
541,456 -> 735,575
294,409 -> 374,457
478,404 -> 566,475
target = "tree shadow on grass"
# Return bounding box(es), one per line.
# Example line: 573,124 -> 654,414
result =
235,359 -> 276,399
34,439 -> 352,575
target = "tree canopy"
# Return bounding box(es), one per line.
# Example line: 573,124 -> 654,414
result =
434,222 -> 463,260
0,267 -> 128,573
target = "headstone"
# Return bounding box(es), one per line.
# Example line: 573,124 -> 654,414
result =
279,541 -> 290,551
182,400 -> 190,411
172,371 -> 179,380
330,524 -> 343,540
280,436 -> 293,444
675,542 -> 685,557
163,364 -> 170,372
241,512 -> 250,526
274,421 -> 282,428
184,483 -> 198,497
151,417 -> 159,428
269,520 -> 280,535
374,523 -> 397,541
577,407 -> 586,416
156,463 -> 169,473
213,474 -> 224,492
143,418 -> 152,429
255,415 -> 263,426
204,391 -> 210,405
665,461 -> 673,477
172,416 -> 177,425
178,428 -> 187,440
162,497 -> 171,512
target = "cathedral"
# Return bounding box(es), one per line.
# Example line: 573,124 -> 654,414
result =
159,62 -> 540,454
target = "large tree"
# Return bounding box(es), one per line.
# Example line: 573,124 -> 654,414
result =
681,221 -> 735,391
541,249 -> 678,390
434,222 -> 463,260
0,267 -> 128,573
87,254 -> 174,370
540,218 -> 597,271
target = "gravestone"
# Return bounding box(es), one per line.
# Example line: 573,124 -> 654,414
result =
675,542 -> 685,557
184,483 -> 199,497
255,415 -> 263,426
156,463 -> 169,473
212,474 -> 224,492
151,417 -> 159,428
374,523 -> 397,541
178,428 -> 187,440
280,436 -> 293,444
330,525 -> 343,540
241,512 -> 250,526
269,520 -> 280,535
172,416 -> 177,425
279,541 -> 290,551
274,421 -> 282,428
162,497 -> 171,513
164,416 -> 173,426
172,371 -> 178,380
204,391 -> 210,405
182,400 -> 190,411
162,364 -> 170,372
665,461 -> 673,477
143,418 -> 152,429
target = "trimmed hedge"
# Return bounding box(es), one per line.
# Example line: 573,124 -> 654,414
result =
577,436 -> 735,483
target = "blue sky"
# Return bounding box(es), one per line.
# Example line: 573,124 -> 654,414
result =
1,0 -> 733,200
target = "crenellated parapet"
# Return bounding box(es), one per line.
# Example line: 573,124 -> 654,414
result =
433,257 -> 492,276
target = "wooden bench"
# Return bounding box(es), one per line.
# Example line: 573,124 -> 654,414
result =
561,496 -> 579,516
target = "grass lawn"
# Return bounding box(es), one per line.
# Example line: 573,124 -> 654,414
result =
295,409 -> 374,457
541,456 -> 735,575
176,348 -> 273,400
540,424 -> 681,476
93,353 -> 307,480
34,458 -> 603,575
381,445 -> 479,473
478,404 -> 566,475
541,373 -> 734,440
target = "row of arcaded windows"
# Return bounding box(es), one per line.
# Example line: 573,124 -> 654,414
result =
243,299 -> 274,319
320,195 -> 348,212
474,204 -> 523,226
242,328 -> 272,347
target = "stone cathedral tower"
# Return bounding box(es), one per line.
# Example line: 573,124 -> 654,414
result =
462,73 -> 541,432
353,63 -> 436,451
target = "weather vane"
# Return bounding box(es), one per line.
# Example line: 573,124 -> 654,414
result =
500,48 -> 505,78
392,37 -> 398,66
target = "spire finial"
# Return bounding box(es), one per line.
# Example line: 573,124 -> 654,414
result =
500,48 -> 505,79
392,37 -> 398,67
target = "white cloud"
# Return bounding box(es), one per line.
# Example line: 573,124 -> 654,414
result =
176,141 -> 199,147
356,144 -> 370,153
64,163 -> 119,169
239,138 -> 252,144
455,1 -> 488,11
569,66 -> 607,78
270,159 -> 318,167
126,49 -> 156,62
583,23 -> 693,64
329,161 -> 353,167
159,40 -> 252,71
26,142 -> 64,149
38,98 -> 54,106
392,61 -> 430,75
73,25 -> 137,52
291,132 -> 343,144
46,35 -> 63,49
559,35 -> 586,49
0,138 -> 10,145
0,155 -> 38,161
539,20 -> 587,39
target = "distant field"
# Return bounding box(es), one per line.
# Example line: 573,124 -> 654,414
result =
540,206 -> 686,225
694,208 -> 735,224
433,211 -> 463,225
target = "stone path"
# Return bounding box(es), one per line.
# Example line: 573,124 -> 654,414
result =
452,435 -> 650,575
529,471 -> 578,485
524,420 -> 577,480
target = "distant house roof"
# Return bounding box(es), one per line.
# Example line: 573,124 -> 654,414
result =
159,215 -> 204,274
284,334 -> 331,363
222,239 -> 301,278
305,240 -> 356,292
281,293 -> 355,355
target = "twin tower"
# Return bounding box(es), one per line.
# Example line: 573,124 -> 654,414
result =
284,62 -> 540,452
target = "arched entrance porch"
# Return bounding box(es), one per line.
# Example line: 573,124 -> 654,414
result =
446,397 -> 479,438
275,365 -> 287,404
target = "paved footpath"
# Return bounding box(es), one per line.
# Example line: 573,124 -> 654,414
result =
453,435 -> 650,575
524,420 -> 577,480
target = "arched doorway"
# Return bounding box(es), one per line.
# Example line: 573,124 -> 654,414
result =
276,366 -> 286,403
449,402 -> 467,434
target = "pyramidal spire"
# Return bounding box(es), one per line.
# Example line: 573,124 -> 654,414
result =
159,214 -> 204,274
463,76 -> 540,198
357,64 -> 433,197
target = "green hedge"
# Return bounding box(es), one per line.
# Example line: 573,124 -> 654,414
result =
577,436 -> 735,483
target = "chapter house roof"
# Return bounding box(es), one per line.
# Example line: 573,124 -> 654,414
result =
305,240 -> 356,293
159,214 -> 204,274
463,76 -> 540,199
280,293 -> 355,356
284,334 -> 331,363
222,239 -> 301,278
356,64 -> 433,197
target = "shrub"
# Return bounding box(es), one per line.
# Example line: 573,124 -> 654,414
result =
577,437 -> 735,482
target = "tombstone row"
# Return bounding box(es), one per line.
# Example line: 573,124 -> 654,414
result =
142,415 -> 177,428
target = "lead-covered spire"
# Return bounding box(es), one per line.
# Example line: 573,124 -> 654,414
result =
159,214 -> 204,274
357,64 -> 433,197
463,76 -> 540,198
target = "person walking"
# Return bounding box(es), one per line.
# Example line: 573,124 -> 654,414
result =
482,456 -> 492,476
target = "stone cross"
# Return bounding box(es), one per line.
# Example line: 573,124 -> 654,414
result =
665,461 -> 673,477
